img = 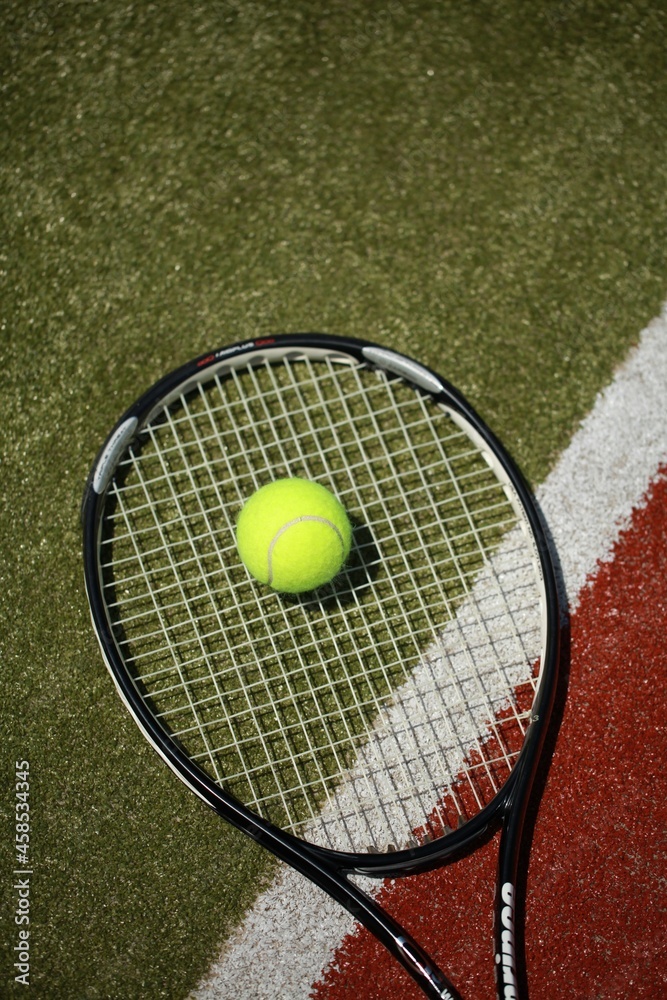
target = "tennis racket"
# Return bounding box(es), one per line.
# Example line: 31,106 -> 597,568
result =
82,333 -> 560,1000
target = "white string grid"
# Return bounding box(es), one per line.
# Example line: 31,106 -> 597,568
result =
100,353 -> 544,853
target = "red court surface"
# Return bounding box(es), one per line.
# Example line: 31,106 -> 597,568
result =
313,466 -> 667,999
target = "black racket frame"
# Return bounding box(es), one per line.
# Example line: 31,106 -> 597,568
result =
82,333 -> 560,1000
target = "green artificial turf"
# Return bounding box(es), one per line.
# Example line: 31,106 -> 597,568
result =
1,1 -> 666,996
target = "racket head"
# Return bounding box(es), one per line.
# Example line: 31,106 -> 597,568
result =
82,333 -> 559,875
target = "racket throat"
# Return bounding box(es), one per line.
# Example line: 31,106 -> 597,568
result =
394,935 -> 462,1000
333,872 -> 462,1000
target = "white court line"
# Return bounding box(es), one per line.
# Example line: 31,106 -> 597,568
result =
192,306 -> 667,1000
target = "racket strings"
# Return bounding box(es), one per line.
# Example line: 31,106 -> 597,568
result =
100,352 -> 544,852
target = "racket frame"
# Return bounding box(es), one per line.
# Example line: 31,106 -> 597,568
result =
82,333 -> 560,1000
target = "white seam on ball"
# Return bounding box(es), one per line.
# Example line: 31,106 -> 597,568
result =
266,516 -> 345,586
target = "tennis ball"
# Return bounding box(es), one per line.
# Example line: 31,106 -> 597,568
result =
236,478 -> 352,594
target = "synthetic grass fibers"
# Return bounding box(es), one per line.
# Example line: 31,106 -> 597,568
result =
2,1 -> 667,997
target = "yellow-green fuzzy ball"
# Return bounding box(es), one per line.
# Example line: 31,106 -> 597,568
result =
236,479 -> 352,594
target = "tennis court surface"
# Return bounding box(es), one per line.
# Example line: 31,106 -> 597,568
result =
2,2 -> 666,997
